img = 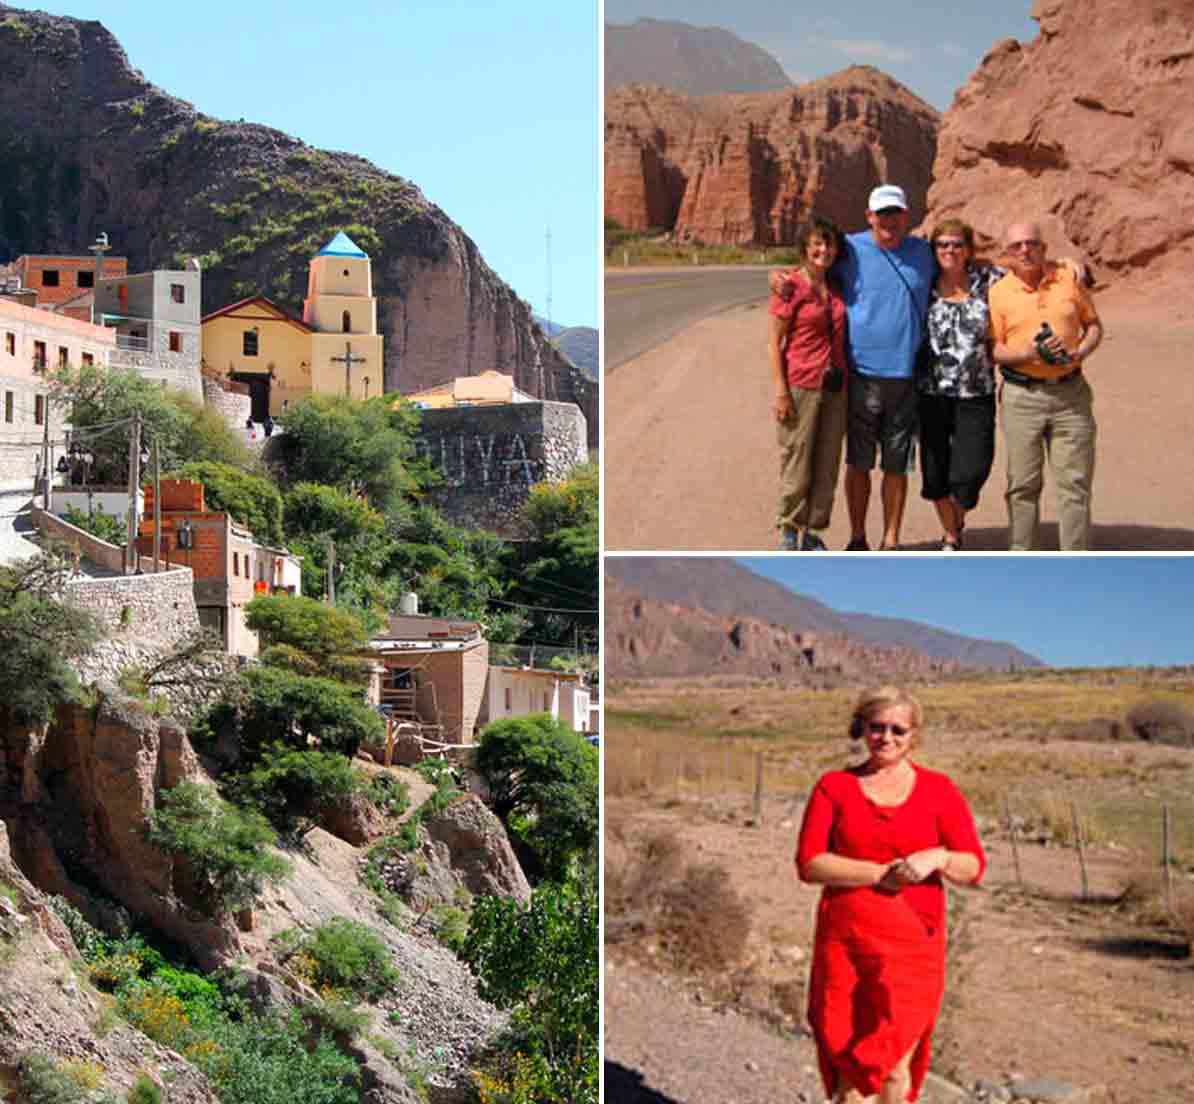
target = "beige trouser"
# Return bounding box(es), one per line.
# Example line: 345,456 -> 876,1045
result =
776,385 -> 847,533
1000,374 -> 1096,550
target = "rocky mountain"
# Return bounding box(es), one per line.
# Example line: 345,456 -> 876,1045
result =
535,317 -> 599,379
605,558 -> 1044,677
0,4 -> 596,442
604,67 -> 938,243
605,19 -> 791,96
925,0 -> 1194,286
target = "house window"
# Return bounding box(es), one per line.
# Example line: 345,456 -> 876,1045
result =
170,283 -> 185,304
341,310 -> 351,333
41,269 -> 59,287
77,270 -> 94,289
58,346 -> 69,369
168,331 -> 182,352
81,352 -> 94,367
243,330 -> 258,356
4,392 -> 12,423
504,687 -> 512,712
34,394 -> 44,426
4,332 -> 13,356
232,552 -> 239,577
543,692 -> 550,711
32,341 -> 46,372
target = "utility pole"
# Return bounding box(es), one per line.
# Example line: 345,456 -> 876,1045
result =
41,410 -> 50,511
152,437 -> 161,573
125,413 -> 141,574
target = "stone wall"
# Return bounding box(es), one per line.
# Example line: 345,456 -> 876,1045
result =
110,343 -> 202,402
413,401 -> 587,534
201,372 -> 251,433
65,566 -> 199,645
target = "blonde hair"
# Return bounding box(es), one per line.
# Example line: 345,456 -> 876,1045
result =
849,685 -> 924,748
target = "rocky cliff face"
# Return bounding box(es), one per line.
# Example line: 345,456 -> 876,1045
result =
0,4 -> 596,442
925,0 -> 1194,283
605,576 -> 962,680
605,68 -> 939,243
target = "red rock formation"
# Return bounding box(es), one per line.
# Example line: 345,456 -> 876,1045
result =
925,0 -> 1194,283
604,68 -> 939,244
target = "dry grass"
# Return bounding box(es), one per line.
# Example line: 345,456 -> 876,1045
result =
605,821 -> 753,976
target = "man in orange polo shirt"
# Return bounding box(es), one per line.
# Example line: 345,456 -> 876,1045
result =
990,222 -> 1103,550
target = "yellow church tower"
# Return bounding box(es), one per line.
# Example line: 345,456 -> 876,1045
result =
303,231 -> 385,400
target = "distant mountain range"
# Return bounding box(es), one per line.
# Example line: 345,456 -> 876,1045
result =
535,317 -> 598,379
605,558 -> 1044,677
605,18 -> 791,96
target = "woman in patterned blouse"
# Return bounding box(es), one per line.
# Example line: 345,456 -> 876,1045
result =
918,220 -> 1003,551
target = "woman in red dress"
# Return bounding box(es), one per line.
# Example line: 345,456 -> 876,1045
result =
795,686 -> 985,1103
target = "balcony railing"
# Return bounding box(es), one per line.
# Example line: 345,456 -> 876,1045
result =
115,334 -> 150,352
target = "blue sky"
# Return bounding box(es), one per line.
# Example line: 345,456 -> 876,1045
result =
605,0 -> 1040,112
31,1 -> 598,328
739,557 -> 1194,669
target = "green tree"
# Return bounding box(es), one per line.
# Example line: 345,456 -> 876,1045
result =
277,394 -> 423,512
145,782 -> 291,916
0,556 -> 100,728
229,746 -> 361,836
463,866 -> 598,1103
245,593 -> 370,683
282,482 -> 391,603
173,460 -> 284,546
50,362 -> 250,481
228,665 -> 384,759
473,714 -> 598,881
505,462 -> 598,650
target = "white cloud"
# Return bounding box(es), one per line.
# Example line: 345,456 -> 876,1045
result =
827,38 -> 916,65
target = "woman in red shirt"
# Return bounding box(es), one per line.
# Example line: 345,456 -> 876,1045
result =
768,217 -> 850,552
795,687 -> 985,1104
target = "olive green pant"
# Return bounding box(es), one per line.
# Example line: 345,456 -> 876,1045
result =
1000,374 -> 1096,550
776,385 -> 847,533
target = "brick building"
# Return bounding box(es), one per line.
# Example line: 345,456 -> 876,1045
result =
11,254 -> 128,311
135,478 -> 301,657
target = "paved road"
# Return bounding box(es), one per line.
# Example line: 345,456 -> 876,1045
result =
0,487 -> 42,566
604,266 -> 771,371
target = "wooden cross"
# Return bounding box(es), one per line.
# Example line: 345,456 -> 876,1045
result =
331,342 -> 366,397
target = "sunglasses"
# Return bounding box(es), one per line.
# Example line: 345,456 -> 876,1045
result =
934,239 -> 966,251
867,722 -> 912,737
1007,239 -> 1042,251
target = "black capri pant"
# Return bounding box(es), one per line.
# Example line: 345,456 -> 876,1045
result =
918,392 -> 996,510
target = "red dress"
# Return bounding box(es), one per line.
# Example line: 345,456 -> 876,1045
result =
795,764 -> 985,1101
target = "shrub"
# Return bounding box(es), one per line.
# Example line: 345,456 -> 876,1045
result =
432,905 -> 469,955
246,594 -> 371,684
297,918 -> 400,1000
127,1075 -> 162,1104
145,782 -> 292,915
17,1052 -> 90,1104
62,504 -> 125,546
304,995 -> 370,1038
1125,699 -> 1194,745
361,771 -> 410,818
230,747 -> 360,835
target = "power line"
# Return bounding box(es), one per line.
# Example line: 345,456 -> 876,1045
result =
489,596 -> 597,615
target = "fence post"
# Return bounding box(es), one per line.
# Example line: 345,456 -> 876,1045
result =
752,751 -> 764,825
1005,794 -> 1023,891
1162,804 -> 1172,910
1070,802 -> 1089,901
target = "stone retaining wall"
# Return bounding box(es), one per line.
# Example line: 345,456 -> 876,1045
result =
111,346 -> 202,402
413,401 -> 587,534
202,372 -> 251,431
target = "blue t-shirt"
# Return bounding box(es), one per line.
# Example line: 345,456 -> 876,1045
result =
834,231 -> 935,379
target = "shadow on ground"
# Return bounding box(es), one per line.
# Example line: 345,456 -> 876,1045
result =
604,1061 -> 684,1104
896,522 -> 1194,552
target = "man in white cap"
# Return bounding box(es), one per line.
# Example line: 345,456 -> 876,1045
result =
837,184 -> 935,550
772,184 -> 934,549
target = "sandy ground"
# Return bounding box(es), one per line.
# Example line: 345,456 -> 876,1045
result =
604,286 -> 1194,552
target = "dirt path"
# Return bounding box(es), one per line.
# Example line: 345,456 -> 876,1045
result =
604,794 -> 1194,1104
604,288 -> 1194,551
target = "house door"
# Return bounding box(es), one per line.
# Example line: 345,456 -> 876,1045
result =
231,373 -> 271,422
